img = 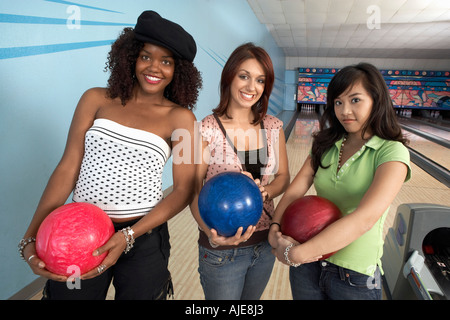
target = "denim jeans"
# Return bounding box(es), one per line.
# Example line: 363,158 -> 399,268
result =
198,241 -> 275,300
289,260 -> 382,300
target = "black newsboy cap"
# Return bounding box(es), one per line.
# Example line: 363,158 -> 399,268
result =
134,10 -> 197,62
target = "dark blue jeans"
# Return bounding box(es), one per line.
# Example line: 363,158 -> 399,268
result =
289,260 -> 382,300
198,241 -> 275,300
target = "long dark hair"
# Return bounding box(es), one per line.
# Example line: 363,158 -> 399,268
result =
311,62 -> 409,173
104,27 -> 202,109
213,43 -> 274,124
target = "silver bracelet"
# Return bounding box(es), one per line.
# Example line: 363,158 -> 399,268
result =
121,227 -> 135,254
18,237 -> 36,260
284,243 -> 301,267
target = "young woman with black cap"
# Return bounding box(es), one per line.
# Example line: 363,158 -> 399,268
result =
19,11 -> 202,300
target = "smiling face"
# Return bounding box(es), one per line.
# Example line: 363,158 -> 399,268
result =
135,42 -> 175,96
333,81 -> 374,139
229,58 -> 266,110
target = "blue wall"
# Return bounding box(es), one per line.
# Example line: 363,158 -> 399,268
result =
0,0 -> 285,299
284,70 -> 299,111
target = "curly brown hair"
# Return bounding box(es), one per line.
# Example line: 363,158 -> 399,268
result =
104,27 -> 202,109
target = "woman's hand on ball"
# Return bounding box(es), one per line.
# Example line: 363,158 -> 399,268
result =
241,171 -> 269,201
25,243 -> 67,282
209,225 -> 256,247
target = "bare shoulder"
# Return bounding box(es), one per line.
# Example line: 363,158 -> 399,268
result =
72,87 -> 111,124
168,104 -> 197,129
79,87 -> 109,102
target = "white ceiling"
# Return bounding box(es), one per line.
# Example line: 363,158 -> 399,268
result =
247,0 -> 450,70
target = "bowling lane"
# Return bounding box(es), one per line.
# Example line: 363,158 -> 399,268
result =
403,130 -> 450,169
285,115 -> 318,193
399,117 -> 450,140
412,115 -> 450,131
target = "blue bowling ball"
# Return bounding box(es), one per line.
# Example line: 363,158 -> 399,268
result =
198,172 -> 263,237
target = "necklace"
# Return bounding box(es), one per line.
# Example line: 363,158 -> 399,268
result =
337,135 -> 347,171
338,135 -> 371,171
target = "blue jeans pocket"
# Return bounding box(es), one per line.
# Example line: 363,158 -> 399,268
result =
343,269 -> 372,288
342,267 -> 382,294
199,246 -> 231,267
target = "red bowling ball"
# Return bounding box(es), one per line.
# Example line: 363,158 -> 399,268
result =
281,195 -> 341,259
36,203 -> 115,276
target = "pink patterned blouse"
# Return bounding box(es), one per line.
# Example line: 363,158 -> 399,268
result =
198,114 -> 284,249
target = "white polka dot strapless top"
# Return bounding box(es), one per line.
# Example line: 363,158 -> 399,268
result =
72,119 -> 171,219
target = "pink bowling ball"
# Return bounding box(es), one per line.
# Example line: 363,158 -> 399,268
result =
36,203 -> 115,276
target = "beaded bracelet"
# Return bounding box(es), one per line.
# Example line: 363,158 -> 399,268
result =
121,227 -> 135,254
18,237 -> 36,260
284,243 -> 301,267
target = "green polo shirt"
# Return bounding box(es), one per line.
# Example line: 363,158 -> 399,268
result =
313,135 -> 411,276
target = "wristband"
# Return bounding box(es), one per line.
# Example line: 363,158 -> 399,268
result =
269,222 -> 281,229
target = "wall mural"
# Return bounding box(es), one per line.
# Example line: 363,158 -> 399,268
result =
297,67 -> 450,110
